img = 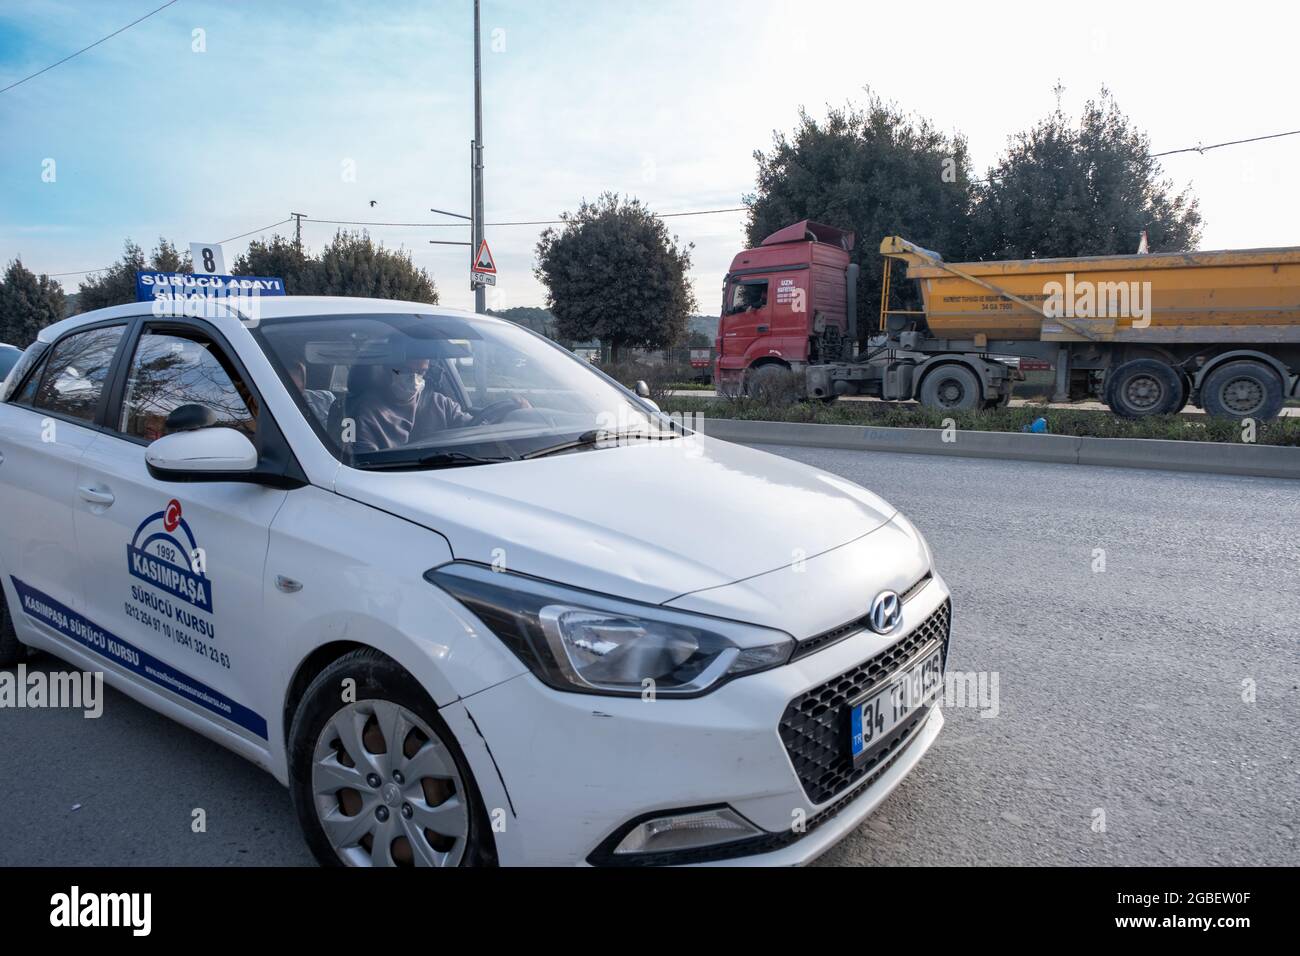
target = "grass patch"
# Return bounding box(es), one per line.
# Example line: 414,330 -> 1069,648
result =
662,396 -> 1300,446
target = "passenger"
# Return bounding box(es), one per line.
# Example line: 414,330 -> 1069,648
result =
287,351 -> 335,425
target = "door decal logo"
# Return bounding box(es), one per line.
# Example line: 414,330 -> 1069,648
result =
11,576 -> 266,740
127,500 -> 213,613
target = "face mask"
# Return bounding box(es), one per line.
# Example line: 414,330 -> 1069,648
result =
392,371 -> 425,403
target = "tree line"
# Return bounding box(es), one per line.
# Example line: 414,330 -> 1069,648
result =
0,232 -> 436,349
3,87 -> 1202,355
538,88 -> 1201,356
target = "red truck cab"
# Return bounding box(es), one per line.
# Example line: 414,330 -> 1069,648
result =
714,220 -> 856,397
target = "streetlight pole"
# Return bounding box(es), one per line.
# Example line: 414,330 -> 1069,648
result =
471,0 -> 486,314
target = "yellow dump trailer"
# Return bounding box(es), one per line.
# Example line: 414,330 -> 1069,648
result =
881,239 -> 1300,343
872,237 -> 1300,419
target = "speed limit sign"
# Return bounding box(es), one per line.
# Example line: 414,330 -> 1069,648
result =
190,242 -> 227,276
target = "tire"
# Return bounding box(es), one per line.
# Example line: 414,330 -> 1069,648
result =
1200,360 -> 1285,420
0,583 -> 27,668
1105,359 -> 1185,418
743,364 -> 797,404
919,364 -> 981,412
288,648 -> 494,867
980,390 -> 1013,410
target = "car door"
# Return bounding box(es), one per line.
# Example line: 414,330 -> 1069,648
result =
72,320 -> 290,744
0,323 -> 128,630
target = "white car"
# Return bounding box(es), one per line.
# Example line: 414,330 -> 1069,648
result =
0,297 -> 950,866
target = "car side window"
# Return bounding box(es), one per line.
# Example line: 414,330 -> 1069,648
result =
118,328 -> 258,443
9,351 -> 50,406
26,325 -> 126,423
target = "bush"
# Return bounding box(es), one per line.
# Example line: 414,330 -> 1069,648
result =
663,396 -> 1300,446
598,359 -> 679,405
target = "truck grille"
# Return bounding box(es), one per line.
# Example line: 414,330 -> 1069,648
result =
779,600 -> 950,805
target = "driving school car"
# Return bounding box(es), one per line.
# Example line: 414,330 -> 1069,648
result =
0,296 -> 951,866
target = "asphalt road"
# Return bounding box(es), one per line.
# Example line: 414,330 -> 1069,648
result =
2,447 -> 1297,866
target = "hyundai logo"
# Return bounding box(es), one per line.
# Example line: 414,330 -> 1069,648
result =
868,590 -> 902,634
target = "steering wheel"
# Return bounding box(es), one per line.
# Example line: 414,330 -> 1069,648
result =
469,398 -> 524,426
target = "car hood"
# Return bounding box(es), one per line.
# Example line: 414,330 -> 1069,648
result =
333,435 -> 897,603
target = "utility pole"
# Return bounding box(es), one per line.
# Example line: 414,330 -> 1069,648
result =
291,212 -> 306,253
471,0 -> 486,314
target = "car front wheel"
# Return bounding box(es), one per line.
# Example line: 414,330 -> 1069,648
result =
288,649 -> 493,867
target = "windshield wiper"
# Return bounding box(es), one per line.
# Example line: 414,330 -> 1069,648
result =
359,450 -> 517,471
522,427 -> 679,460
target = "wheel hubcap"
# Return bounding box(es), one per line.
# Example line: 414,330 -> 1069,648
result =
311,699 -> 469,867
938,380 -> 965,406
1221,377 -> 1264,415
1124,374 -> 1163,410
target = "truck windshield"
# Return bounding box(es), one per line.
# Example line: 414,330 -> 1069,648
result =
254,312 -> 655,469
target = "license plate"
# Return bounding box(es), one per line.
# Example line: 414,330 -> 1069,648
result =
849,646 -> 943,762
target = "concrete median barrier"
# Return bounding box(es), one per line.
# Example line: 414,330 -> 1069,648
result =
699,417 -> 1300,479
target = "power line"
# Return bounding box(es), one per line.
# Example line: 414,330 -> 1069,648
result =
36,206 -> 748,280
973,125 -> 1300,184
220,217 -> 294,243
303,206 -> 750,229
0,0 -> 182,96
1153,128 -> 1300,158
45,217 -> 292,278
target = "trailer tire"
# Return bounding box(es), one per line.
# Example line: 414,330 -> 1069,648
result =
1200,360 -> 1285,420
919,364 -> 981,413
1105,359 -> 1185,418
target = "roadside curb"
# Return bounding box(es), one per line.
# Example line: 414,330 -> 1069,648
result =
698,418 -> 1300,479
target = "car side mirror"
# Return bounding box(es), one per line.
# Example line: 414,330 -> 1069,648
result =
145,427 -> 260,483
635,380 -> 651,398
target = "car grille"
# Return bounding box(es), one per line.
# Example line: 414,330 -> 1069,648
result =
779,600 -> 951,805
790,572 -> 933,661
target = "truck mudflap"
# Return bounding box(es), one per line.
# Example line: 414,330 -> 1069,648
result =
716,367 -> 745,399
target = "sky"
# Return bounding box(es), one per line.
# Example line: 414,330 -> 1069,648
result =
2,0 -> 1299,313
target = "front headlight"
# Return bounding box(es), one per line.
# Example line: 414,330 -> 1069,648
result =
426,563 -> 794,697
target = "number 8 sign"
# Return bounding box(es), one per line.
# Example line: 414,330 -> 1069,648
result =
190,242 -> 227,276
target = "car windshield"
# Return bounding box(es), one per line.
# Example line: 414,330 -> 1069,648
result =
254,312 -> 659,469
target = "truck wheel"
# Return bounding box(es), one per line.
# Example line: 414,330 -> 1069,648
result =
1105,359 -> 1185,417
1200,361 -> 1285,420
743,364 -> 797,404
0,584 -> 27,667
919,364 -> 981,412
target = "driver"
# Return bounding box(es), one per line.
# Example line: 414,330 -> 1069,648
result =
352,357 -> 474,453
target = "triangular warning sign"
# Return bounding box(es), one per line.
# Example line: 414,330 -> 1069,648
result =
473,239 -> 497,274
